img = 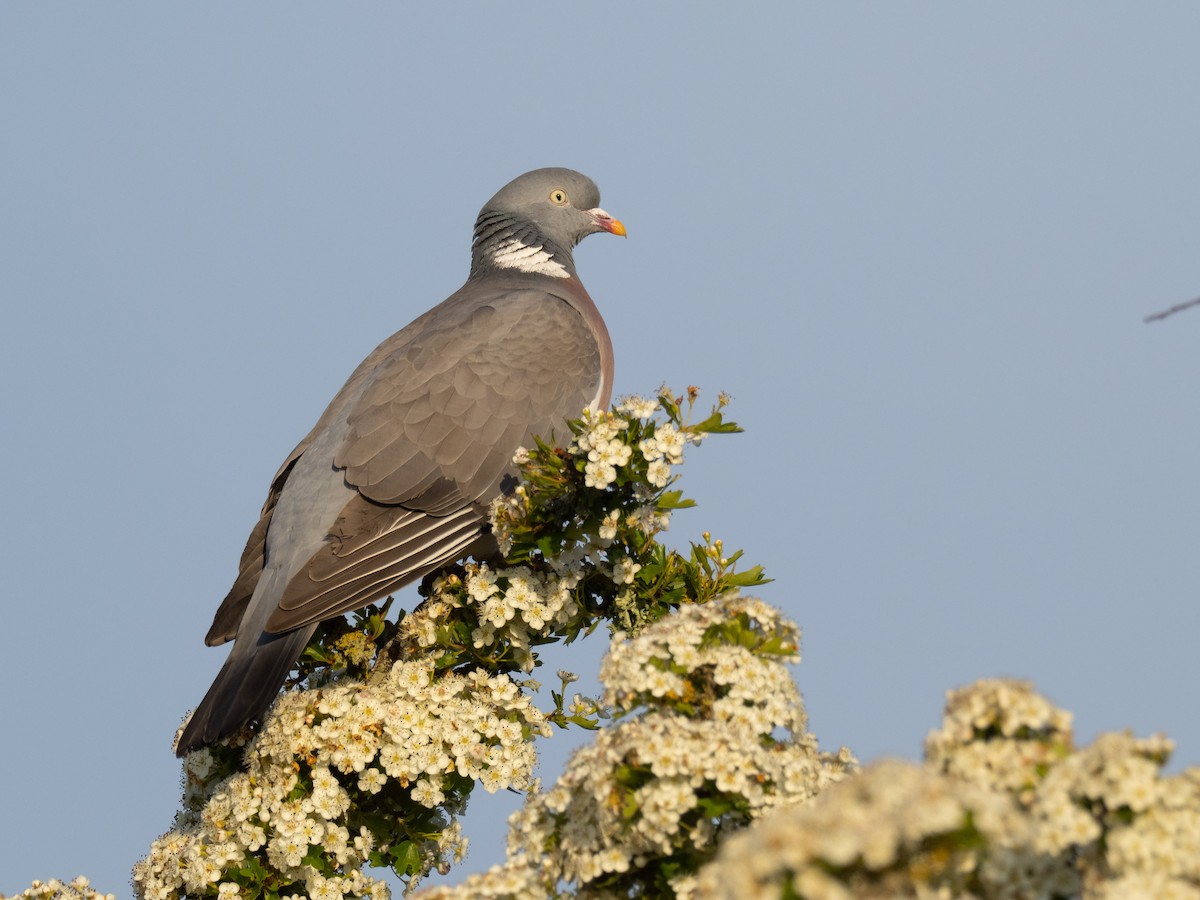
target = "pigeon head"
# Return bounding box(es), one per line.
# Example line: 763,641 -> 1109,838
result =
471,167 -> 625,279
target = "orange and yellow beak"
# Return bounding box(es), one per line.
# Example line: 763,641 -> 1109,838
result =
588,208 -> 627,237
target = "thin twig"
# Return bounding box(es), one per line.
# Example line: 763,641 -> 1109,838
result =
1144,296 -> 1200,323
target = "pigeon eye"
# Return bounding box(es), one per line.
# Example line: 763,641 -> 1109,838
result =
549,189 -> 569,205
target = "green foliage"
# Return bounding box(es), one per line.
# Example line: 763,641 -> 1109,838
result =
492,388 -> 767,638
295,599 -> 401,684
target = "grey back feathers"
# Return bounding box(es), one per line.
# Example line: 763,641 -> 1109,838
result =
176,168 -> 623,756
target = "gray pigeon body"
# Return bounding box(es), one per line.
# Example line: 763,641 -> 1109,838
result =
176,168 -> 623,756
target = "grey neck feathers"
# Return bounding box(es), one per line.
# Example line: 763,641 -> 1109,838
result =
470,211 -> 575,279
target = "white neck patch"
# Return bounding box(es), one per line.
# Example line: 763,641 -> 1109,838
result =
486,235 -> 570,278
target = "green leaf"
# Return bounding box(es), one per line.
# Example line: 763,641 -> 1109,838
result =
233,856 -> 269,897
302,646 -> 333,663
656,490 -> 696,510
390,840 -> 423,875
722,566 -> 771,587
622,791 -> 641,822
687,411 -> 743,434
301,843 -> 334,873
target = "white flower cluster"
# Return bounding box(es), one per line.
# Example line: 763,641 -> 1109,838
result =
694,678 -> 1200,900
509,714 -> 846,893
636,419 -> 686,489
417,594 -> 855,900
0,879 -> 114,900
1025,730 -> 1198,894
575,397 -> 694,490
926,679 -> 1200,896
489,396 -> 683,561
925,678 -> 1074,802
615,395 -> 660,419
413,860 -> 544,900
692,759 -> 1017,900
411,562 -> 585,672
136,660 -> 551,899
574,408 -> 632,489
601,594 -> 806,735
1102,765 -> 1200,893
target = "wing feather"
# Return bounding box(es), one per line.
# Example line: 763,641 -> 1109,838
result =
267,502 -> 485,631
223,285 -> 603,641
334,291 -> 601,508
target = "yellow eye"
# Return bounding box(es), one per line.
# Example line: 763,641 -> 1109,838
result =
549,189 -> 569,205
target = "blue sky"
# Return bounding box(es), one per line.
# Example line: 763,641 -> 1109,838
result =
4,4 -> 1200,895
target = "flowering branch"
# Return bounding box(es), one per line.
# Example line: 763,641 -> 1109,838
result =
133,389 -> 768,899
692,680 -> 1200,899
9,389 -> 1200,900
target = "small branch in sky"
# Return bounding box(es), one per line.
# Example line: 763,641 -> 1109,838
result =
1144,296 -> 1200,323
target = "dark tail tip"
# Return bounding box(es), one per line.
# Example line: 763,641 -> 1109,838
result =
175,627 -> 313,757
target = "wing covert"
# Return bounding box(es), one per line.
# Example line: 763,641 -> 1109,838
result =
334,289 -> 602,509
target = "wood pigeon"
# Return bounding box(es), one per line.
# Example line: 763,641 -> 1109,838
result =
176,167 -> 624,756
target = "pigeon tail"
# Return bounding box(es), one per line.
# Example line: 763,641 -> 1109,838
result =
175,624 -> 315,756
